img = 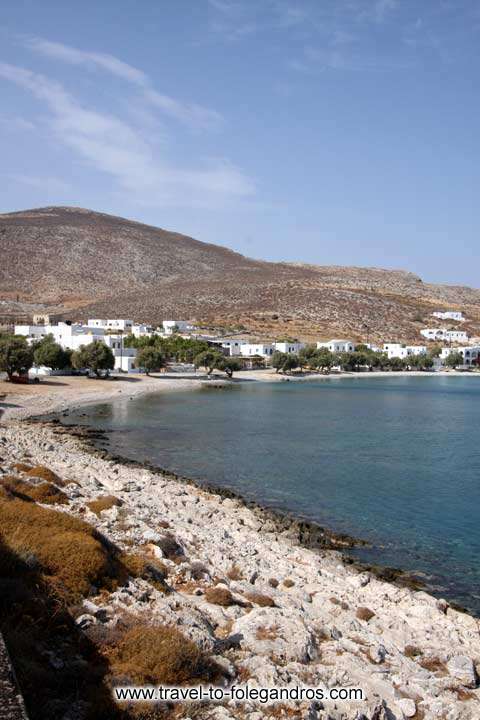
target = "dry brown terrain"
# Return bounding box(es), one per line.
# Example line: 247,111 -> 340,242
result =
1,205 -> 479,341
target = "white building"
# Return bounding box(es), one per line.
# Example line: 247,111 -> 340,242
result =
432,311 -> 464,322
440,346 -> 480,367
316,339 -> 355,353
219,339 -> 246,356
87,319 -> 133,333
132,323 -> 153,338
15,322 -> 105,350
240,343 -> 274,357
383,343 -> 428,360
420,328 -> 469,343
103,335 -> 138,372
162,320 -> 194,335
274,341 -> 305,354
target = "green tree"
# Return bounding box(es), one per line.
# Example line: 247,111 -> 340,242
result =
137,347 -> 165,375
310,349 -> 335,373
71,341 -> 115,378
33,334 -> 71,370
0,335 -> 34,380
216,356 -> 243,378
298,345 -> 317,369
444,351 -> 464,368
281,354 -> 299,373
271,351 -> 287,373
193,350 -> 225,374
386,356 -> 407,371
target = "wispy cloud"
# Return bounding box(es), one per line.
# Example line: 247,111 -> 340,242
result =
23,37 -> 223,132
0,58 -> 254,208
8,173 -> 71,194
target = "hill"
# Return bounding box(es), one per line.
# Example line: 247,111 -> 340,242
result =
1,206 -> 479,341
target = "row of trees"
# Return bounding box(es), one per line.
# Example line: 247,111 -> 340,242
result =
0,334 -> 117,380
270,344 -> 445,374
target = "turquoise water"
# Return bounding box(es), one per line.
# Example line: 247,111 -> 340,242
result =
64,376 -> 480,614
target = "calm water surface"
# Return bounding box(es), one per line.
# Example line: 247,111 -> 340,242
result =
64,376 -> 480,613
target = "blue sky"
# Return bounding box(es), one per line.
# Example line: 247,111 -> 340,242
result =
1,1 -> 479,286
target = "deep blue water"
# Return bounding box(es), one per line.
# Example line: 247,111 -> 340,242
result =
64,376 -> 480,614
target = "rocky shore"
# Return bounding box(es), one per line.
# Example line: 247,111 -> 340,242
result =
1,412 -> 479,720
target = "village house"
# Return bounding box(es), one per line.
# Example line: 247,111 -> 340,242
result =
432,311 -> 465,322
240,343 -> 274,357
274,341 -> 305,354
162,320 -> 195,335
420,328 -> 469,342
383,343 -> 428,360
15,321 -> 105,350
87,319 -> 133,333
218,339 -> 246,356
316,339 -> 355,353
441,346 -> 480,367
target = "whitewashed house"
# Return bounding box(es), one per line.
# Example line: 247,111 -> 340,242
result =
87,319 -> 133,333
274,341 -> 305,354
103,335 -> 138,372
240,343 -> 274,357
132,323 -> 153,338
420,328 -> 469,342
219,339 -> 246,356
440,346 -> 480,367
383,343 -> 428,360
15,322 -> 105,350
317,339 -> 355,353
432,311 -> 465,322
162,320 -> 194,335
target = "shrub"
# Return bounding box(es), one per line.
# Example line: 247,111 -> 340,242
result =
108,625 -> 219,685
283,578 -> 295,588
121,553 -> 169,593
244,591 -> 276,607
25,465 -> 64,486
157,533 -> 184,560
1,477 -> 68,505
356,607 -> 375,622
226,563 -> 243,580
404,645 -> 422,658
204,586 -> 235,606
12,462 -> 33,472
87,495 -> 123,516
268,577 -> 279,588
0,496 -> 120,602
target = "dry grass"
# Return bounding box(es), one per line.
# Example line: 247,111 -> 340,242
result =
204,586 -> 235,606
25,465 -> 64,486
404,644 -> 422,658
418,656 -> 448,675
108,625 -> 220,686
121,552 -> 169,593
244,591 -> 276,607
87,495 -> 123,516
226,563 -> 244,580
1,476 -> 68,505
356,607 -> 375,622
11,462 -> 33,472
0,495 -> 120,602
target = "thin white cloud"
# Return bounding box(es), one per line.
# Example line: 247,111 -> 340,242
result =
8,173 -> 71,194
0,62 -> 254,208
23,37 -> 223,131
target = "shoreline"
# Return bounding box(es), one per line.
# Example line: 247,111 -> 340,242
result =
1,367 -> 478,423
1,380 -> 480,718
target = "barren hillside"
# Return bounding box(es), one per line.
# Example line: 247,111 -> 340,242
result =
1,206 -> 479,341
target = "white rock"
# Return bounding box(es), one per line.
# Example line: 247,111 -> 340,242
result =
233,608 -> 317,663
398,698 -> 416,718
447,655 -> 477,688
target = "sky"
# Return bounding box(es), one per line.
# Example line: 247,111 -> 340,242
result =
1,0 -> 480,287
